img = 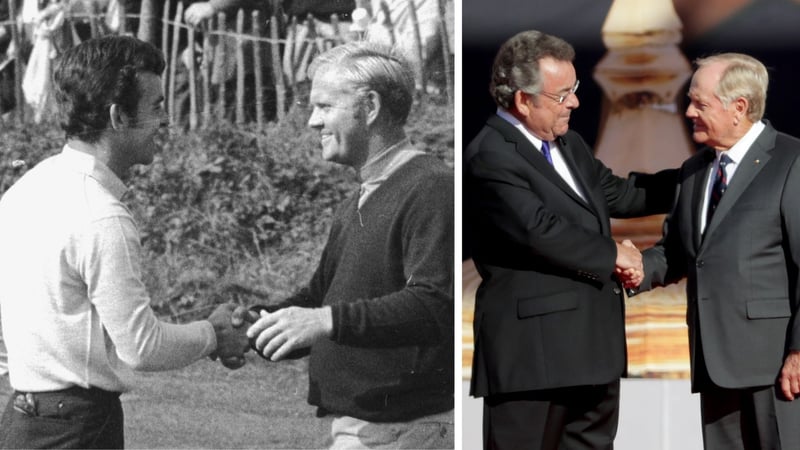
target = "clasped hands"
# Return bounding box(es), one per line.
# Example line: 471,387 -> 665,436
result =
206,302 -> 333,369
615,239 -> 643,289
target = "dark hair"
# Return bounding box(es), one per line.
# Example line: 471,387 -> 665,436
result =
52,35 -> 165,142
490,30 -> 575,109
308,41 -> 415,126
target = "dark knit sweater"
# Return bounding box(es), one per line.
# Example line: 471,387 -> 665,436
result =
266,154 -> 454,422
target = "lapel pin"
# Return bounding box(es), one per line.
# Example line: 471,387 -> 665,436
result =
754,159 -> 760,164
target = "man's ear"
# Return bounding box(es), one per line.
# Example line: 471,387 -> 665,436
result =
513,90 -> 531,116
733,96 -> 749,120
364,90 -> 381,126
109,103 -> 130,130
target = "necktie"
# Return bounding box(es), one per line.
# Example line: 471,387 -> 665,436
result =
541,140 -> 553,165
706,153 -> 732,225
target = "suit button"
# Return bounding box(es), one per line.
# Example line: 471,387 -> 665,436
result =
696,260 -> 704,268
613,287 -> 621,295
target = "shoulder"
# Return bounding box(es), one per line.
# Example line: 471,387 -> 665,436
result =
399,155 -> 453,191
465,118 -> 519,162
677,148 -> 714,180
559,130 -> 592,149
386,156 -> 453,213
774,131 -> 800,154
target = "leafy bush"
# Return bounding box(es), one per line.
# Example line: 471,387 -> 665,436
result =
0,99 -> 453,321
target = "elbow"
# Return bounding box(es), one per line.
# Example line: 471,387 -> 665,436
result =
119,352 -> 151,371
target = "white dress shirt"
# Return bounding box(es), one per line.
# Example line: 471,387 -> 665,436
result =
700,121 -> 766,234
497,108 -> 587,201
0,146 -> 216,393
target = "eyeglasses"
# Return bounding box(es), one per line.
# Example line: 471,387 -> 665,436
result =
534,80 -> 580,104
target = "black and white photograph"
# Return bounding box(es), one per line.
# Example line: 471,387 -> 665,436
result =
0,0 -> 454,448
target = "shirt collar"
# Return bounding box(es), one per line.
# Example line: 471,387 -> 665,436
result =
359,137 -> 415,183
496,107 -> 547,149
61,144 -> 128,200
717,120 -> 766,164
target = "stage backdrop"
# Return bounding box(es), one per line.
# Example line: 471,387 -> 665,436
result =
462,0 -> 800,380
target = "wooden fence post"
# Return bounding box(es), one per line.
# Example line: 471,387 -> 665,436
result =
89,2 -> 100,38
187,21 -> 198,130
270,9 -> 285,120
161,0 -> 171,100
380,1 -> 395,46
406,0 -> 427,96
201,15 -> 214,128
168,2 -> 184,127
285,15 -> 297,87
295,14 -> 316,82
137,0 -> 157,43
7,0 -> 24,124
235,9 -> 245,125
437,0 -> 453,104
117,0 -> 127,34
252,10 -> 265,129
216,11 -> 227,121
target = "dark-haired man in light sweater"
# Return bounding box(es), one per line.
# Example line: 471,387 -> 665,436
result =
234,41 -> 454,449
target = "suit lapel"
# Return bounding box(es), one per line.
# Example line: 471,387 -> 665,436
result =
488,115 -> 595,213
701,125 -> 776,247
691,149 -> 715,250
557,136 -> 601,217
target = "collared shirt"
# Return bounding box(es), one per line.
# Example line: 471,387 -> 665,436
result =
497,108 -> 586,201
0,145 -> 216,393
700,120 -> 766,233
358,137 -> 426,209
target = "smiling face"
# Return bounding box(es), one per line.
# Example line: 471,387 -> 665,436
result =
685,61 -> 740,150
517,57 -> 580,141
307,67 -> 370,168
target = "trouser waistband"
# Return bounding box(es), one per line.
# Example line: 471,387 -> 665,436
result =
13,386 -> 121,413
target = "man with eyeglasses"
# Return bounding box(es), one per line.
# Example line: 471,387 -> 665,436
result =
464,30 -> 677,449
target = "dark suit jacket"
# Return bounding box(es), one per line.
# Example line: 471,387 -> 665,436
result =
641,121 -> 800,391
465,114 -> 675,397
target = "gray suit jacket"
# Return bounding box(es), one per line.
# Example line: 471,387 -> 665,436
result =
641,121 -> 800,391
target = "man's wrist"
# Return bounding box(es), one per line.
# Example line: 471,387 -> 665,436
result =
317,306 -> 334,338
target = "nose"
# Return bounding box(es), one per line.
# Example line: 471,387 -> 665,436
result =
685,104 -> 697,118
307,107 -> 322,129
565,91 -> 579,109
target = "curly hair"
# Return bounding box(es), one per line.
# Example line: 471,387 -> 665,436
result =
490,30 -> 575,109
52,35 -> 165,143
307,40 -> 416,127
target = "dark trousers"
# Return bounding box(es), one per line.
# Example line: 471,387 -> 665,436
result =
483,380 -> 620,450
699,384 -> 800,450
691,315 -> 800,449
0,386 -> 124,449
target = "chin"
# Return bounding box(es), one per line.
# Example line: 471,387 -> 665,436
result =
691,133 -> 708,144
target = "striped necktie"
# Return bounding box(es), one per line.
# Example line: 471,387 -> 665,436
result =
706,153 -> 732,224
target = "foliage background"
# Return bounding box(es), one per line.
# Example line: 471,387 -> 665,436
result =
0,98 -> 453,320
0,96 -> 452,448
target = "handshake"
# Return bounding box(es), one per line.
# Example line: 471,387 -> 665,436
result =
614,239 -> 644,290
204,303 -> 332,369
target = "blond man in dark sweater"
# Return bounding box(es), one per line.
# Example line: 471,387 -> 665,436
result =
235,41 -> 454,449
